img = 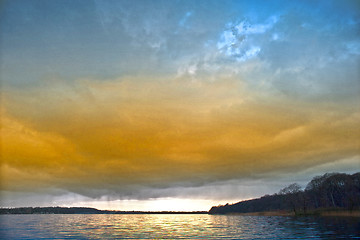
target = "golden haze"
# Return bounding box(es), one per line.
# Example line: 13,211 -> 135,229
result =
1,76 -> 359,195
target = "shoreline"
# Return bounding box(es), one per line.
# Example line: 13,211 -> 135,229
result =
1,211 -> 359,217
220,210 -> 360,217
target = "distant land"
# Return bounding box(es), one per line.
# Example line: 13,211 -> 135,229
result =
210,172 -> 360,216
1,172 -> 359,216
0,207 -> 207,215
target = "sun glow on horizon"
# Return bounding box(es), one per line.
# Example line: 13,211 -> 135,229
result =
58,198 -> 234,212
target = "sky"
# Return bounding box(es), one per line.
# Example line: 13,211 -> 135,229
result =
1,0 -> 359,211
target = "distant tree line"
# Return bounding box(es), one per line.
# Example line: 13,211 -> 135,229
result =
0,207 -> 208,215
0,207 -> 103,214
209,172 -> 360,215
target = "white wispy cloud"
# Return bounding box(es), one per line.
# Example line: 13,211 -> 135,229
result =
235,15 -> 279,35
179,11 -> 192,27
217,15 -> 278,62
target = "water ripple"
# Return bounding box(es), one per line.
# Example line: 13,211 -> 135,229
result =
0,214 -> 359,239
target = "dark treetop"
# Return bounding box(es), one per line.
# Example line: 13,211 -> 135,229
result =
209,172 -> 360,215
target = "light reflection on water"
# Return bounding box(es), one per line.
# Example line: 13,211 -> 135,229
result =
0,214 -> 359,239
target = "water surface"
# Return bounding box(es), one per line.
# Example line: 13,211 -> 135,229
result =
1,214 -> 359,239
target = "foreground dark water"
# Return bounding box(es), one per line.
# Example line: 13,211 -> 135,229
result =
0,214 -> 359,239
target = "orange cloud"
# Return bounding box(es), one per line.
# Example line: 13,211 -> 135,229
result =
1,76 -> 359,197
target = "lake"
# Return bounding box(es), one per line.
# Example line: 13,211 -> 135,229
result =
0,214 -> 359,239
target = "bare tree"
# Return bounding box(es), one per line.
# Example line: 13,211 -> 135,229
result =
279,183 -> 302,195
279,183 -> 303,214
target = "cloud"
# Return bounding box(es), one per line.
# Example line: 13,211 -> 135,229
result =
179,11 -> 192,27
217,16 -> 278,61
235,15 -> 278,35
2,156 -> 359,209
1,76 -> 359,200
1,1 -> 360,207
